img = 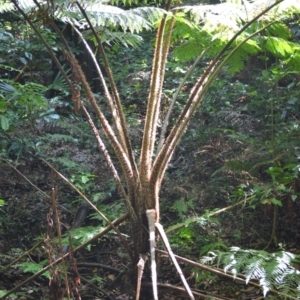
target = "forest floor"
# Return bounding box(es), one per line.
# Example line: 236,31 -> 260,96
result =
0,127 -> 300,300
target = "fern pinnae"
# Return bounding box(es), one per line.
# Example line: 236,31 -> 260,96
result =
245,257 -> 265,283
130,7 -> 166,25
234,248 -> 252,272
216,250 -> 227,270
267,22 -> 292,40
90,31 -> 143,47
84,6 -> 152,32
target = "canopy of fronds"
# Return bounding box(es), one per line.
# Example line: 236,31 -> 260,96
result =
0,0 -> 166,47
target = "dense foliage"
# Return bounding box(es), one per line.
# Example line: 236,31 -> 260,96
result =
0,0 -> 300,299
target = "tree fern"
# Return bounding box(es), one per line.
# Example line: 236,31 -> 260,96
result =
202,247 -> 300,298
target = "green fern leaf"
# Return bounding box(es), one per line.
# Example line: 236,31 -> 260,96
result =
263,37 -> 299,59
48,68 -> 71,94
225,36 -> 260,75
267,23 -> 292,40
202,248 -> 300,298
18,260 -> 50,278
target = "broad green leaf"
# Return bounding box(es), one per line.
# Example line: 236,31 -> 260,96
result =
81,175 -> 89,184
0,114 -> 9,131
291,195 -> 297,201
270,198 -> 282,206
265,167 -> 283,176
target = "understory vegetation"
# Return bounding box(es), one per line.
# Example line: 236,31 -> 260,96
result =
0,0 -> 300,299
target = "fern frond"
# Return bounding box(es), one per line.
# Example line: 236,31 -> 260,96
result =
225,37 -> 260,74
130,7 -> 166,25
172,14 -> 217,62
9,1 -> 164,34
262,36 -> 300,59
48,156 -> 79,170
266,23 -> 292,40
0,81 -> 16,93
179,2 -> 246,30
69,5 -> 165,33
6,0 -> 38,12
232,248 -> 252,273
85,6 -> 151,32
244,256 -> 265,282
18,260 -> 50,278
202,247 -> 300,298
48,68 -> 71,94
86,29 -> 143,47
0,0 -> 14,13
44,133 -> 76,143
